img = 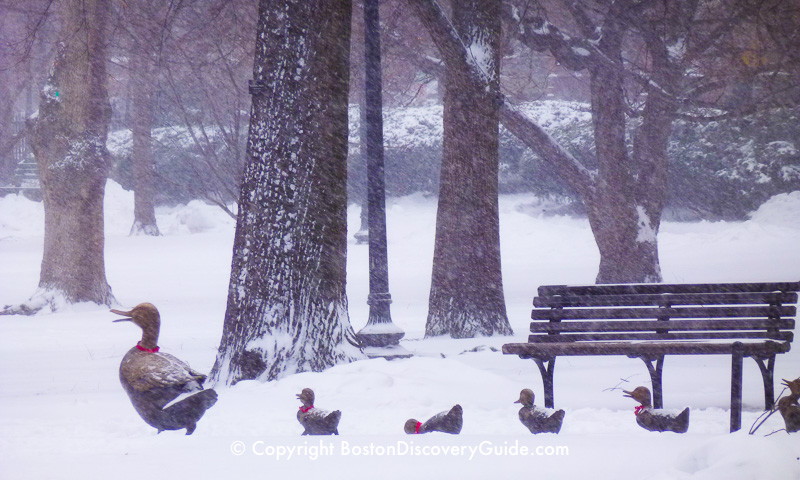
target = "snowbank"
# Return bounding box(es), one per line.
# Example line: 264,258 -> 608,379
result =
0,179 -> 234,238
749,190 -> 800,227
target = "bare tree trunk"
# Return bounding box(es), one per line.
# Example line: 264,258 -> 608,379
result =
629,28 -> 680,282
24,0 -> 114,310
585,15 -> 662,284
500,1 -> 672,283
0,78 -> 17,182
211,0 -> 361,385
423,0 -> 512,337
129,45 -> 160,236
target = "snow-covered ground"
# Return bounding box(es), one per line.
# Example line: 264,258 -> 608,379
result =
1,184 -> 799,479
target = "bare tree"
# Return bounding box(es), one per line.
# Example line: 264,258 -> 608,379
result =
411,0 -> 513,338
154,0 -> 255,218
211,0 -> 361,384
0,0 -> 55,185
408,0 -> 789,284
120,0 -> 176,236
509,1 -> 668,283
502,0 -> 780,282
3,0 -> 114,314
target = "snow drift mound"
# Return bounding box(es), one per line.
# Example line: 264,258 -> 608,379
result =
0,180 -> 234,238
0,192 -> 43,237
748,191 -> 800,227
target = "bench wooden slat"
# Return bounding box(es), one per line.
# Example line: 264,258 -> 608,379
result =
533,292 -> 798,308
538,281 -> 800,296
502,340 -> 791,357
528,318 -> 795,332
527,331 -> 794,343
531,305 -> 795,320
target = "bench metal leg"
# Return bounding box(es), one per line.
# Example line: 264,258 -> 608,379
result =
731,343 -> 744,432
752,355 -> 776,410
638,355 -> 665,409
532,357 -> 556,408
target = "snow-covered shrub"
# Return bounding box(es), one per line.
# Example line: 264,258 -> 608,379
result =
669,107 -> 800,220
109,101 -> 800,221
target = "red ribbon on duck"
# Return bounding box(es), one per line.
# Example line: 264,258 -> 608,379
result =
634,405 -> 646,416
136,342 -> 159,353
299,405 -> 314,413
415,421 -> 422,434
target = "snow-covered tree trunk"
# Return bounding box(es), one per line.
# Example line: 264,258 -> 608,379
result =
416,0 -> 513,338
24,0 -> 114,310
211,0 -> 362,385
585,15 -> 663,284
504,2 -> 669,284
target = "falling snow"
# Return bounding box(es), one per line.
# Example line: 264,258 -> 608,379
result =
1,186 -> 799,478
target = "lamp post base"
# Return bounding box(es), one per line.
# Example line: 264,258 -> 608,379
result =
362,344 -> 414,359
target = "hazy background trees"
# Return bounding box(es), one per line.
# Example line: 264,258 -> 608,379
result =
1,0 -> 798,316
4,0 -> 795,220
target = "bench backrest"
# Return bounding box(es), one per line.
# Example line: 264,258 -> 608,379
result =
529,281 -> 799,343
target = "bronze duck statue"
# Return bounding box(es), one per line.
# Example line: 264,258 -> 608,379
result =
777,378 -> 800,433
624,386 -> 689,433
515,388 -> 565,434
112,303 -> 217,435
404,405 -> 463,434
297,388 -> 341,435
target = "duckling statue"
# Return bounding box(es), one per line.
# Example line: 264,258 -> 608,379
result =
112,303 -> 217,435
783,377 -> 800,397
777,397 -> 800,433
404,405 -> 463,434
515,388 -> 565,434
623,386 -> 689,433
297,388 -> 341,435
777,378 -> 800,433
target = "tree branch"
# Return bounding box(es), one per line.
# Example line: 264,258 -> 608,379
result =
499,104 -> 595,199
502,2 -> 595,71
407,0 -> 595,199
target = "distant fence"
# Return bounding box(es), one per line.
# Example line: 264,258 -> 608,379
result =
0,113 -> 39,200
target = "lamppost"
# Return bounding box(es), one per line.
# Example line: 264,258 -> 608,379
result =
355,0 -> 412,359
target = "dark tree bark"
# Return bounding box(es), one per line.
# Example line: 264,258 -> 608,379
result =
498,0 -> 762,283
211,0 -> 361,385
408,0 -> 512,338
15,0 -> 115,311
583,8 -> 663,284
129,43 -> 160,236
504,1 -> 666,283
38,3 -> 112,300
123,0 -> 189,236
